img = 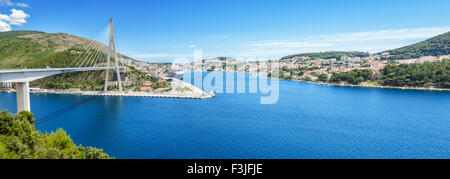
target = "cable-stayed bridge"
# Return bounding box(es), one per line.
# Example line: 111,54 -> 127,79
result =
0,19 -> 125,112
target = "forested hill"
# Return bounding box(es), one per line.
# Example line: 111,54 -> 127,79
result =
281,51 -> 370,60
0,31 -> 107,69
382,31 -> 450,60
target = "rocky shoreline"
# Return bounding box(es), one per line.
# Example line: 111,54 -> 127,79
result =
297,80 -> 450,92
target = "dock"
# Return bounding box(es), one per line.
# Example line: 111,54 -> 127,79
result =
81,91 -> 214,99
29,78 -> 215,99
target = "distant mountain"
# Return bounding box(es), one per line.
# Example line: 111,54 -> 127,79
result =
382,31 -> 450,60
281,51 -> 370,61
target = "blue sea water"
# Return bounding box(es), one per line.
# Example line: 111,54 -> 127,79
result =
0,72 -> 450,159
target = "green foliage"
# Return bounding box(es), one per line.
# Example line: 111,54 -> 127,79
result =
0,38 -> 53,68
0,138 -> 5,158
0,31 -> 112,90
383,32 -> 450,60
381,60 -> 450,88
151,82 -> 168,89
45,129 -> 76,151
317,74 -> 328,82
0,31 -> 43,40
24,48 -> 95,68
0,111 -> 15,135
330,69 -> 373,85
0,31 -> 107,69
32,71 -> 107,90
84,147 -> 110,159
0,110 -> 110,159
128,66 -> 156,82
282,51 -> 370,60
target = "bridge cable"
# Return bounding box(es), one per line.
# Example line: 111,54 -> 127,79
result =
73,25 -> 108,67
90,40 -> 109,67
88,28 -> 109,67
79,31 -> 107,67
91,31 -> 110,67
69,25 -> 108,68
78,29 -> 108,67
69,33 -> 100,67
113,28 -> 125,67
87,41 -> 107,67
73,29 -> 106,68
83,33 -> 107,67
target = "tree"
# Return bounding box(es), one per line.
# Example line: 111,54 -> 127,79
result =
382,32 -> 450,60
0,110 -> 110,159
381,60 -> 450,88
330,69 -> 373,85
318,74 -> 328,82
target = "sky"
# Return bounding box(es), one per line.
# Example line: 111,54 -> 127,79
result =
1,0 -> 450,62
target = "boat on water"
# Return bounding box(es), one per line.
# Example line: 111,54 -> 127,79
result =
169,70 -> 185,80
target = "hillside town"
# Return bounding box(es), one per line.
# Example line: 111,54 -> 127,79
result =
276,53 -> 450,82
2,53 -> 449,93
167,53 -> 450,83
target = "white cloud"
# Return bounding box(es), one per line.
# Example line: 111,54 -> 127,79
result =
0,0 -> 27,7
8,9 -> 29,25
132,54 -> 176,58
15,2 -> 27,7
0,20 -> 11,32
238,26 -> 450,58
0,9 -> 30,27
188,44 -> 197,48
0,1 -> 30,31
0,0 -> 13,6
310,27 -> 450,42
131,26 -> 450,62
250,41 -> 334,48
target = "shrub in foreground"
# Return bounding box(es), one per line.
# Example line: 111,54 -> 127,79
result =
0,110 -> 110,159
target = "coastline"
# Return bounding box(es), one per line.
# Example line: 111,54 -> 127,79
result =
238,70 -> 450,92
0,78 -> 215,99
186,71 -> 450,92
2,72 -> 449,98
293,80 -> 450,92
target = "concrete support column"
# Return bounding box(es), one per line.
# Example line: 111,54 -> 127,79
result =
16,82 -> 30,112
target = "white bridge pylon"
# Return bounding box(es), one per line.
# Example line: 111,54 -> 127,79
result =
104,18 -> 123,93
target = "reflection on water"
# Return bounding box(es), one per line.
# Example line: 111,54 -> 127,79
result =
38,96 -> 97,124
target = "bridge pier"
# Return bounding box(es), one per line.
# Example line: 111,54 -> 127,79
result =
15,82 -> 30,112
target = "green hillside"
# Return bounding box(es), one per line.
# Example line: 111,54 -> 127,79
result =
0,31 -> 165,91
281,51 -> 370,60
383,31 -> 450,60
0,31 -> 110,90
0,31 -> 44,40
0,31 -> 103,69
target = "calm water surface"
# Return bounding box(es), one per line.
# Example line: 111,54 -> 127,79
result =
1,72 -> 450,159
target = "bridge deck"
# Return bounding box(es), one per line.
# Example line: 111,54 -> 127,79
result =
0,67 -> 125,83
